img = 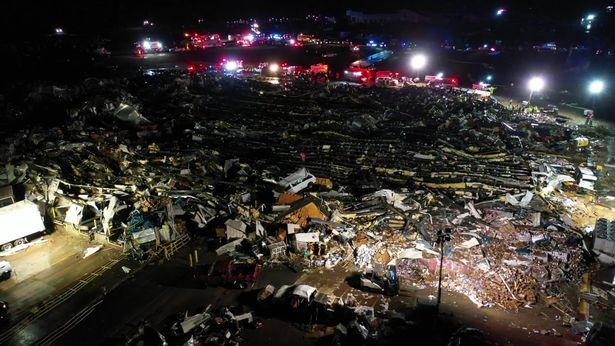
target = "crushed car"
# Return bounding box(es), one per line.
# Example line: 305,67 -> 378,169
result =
194,257 -> 260,288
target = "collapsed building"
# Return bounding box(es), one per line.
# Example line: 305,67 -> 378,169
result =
1,70 -> 614,336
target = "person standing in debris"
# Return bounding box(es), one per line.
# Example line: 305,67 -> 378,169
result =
584,109 -> 594,127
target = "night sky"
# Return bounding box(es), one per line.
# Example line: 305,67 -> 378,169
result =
0,0 -> 609,38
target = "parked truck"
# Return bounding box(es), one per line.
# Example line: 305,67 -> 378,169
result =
194,257 -> 260,288
0,200 -> 46,251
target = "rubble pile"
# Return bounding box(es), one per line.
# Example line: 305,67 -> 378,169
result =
0,71 -> 608,311
126,305 -> 255,345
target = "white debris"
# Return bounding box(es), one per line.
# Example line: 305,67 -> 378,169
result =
367,189 -> 415,211
452,212 -> 470,225
397,248 -> 423,259
113,103 -> 151,126
354,244 -> 375,268
465,201 -> 482,219
458,238 -> 480,249
82,244 -> 103,259
505,191 -> 534,207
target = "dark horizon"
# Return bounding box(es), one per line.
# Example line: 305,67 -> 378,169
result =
1,0 -> 610,37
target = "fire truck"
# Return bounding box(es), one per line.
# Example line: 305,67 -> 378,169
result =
135,39 -> 164,56
426,75 -> 459,87
375,70 -> 403,87
185,33 -> 222,49
194,257 -> 260,288
344,65 -> 376,85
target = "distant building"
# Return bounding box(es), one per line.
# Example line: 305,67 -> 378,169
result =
346,9 -> 429,24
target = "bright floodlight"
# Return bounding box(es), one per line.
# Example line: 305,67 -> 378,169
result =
528,77 -> 545,92
225,61 -> 238,71
436,72 -> 443,79
142,41 -> 151,50
410,54 -> 427,70
269,63 -> 279,73
486,75 -> 493,81
587,14 -> 596,20
496,8 -> 506,16
589,80 -> 604,94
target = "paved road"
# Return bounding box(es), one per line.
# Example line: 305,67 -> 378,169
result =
112,45 -> 379,73
0,227 -> 311,345
0,251 -> 132,345
0,229 -> 122,322
54,243 -> 303,345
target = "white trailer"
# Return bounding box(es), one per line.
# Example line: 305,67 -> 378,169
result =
0,200 -> 46,251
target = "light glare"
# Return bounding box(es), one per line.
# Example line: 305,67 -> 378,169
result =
589,80 -> 605,94
225,61 -> 238,71
528,77 -> 545,92
410,54 -> 427,70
